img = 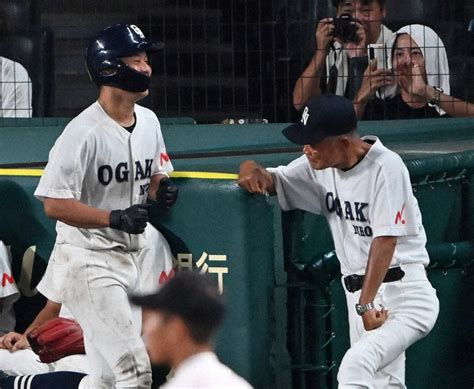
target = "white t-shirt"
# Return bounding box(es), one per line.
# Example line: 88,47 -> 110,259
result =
163,351 -> 253,389
0,57 -> 32,118
0,241 -> 20,335
326,24 -> 393,97
34,101 -> 174,251
269,136 -> 429,275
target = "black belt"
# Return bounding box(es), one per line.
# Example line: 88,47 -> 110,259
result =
344,267 -> 405,293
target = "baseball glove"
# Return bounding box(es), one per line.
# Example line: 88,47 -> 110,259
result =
27,317 -> 85,363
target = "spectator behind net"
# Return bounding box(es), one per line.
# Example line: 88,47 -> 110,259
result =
355,24 -> 474,119
293,0 -> 394,111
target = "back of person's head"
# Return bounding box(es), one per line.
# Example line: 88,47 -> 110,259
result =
132,271 -> 225,344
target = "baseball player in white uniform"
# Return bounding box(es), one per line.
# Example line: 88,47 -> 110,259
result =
33,24 -> 178,389
238,94 -> 439,388
132,271 -> 253,389
0,241 -> 20,337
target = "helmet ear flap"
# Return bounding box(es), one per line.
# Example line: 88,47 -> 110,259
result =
85,24 -> 159,92
99,68 -> 118,77
96,58 -> 122,78
98,58 -> 120,74
85,56 -> 121,88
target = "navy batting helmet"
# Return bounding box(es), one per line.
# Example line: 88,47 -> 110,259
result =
85,24 -> 163,92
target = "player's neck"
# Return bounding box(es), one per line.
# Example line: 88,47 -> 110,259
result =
171,342 -> 213,370
340,139 -> 372,171
98,89 -> 137,127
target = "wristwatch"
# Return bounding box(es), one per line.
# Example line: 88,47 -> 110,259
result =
427,86 -> 443,106
355,302 -> 375,316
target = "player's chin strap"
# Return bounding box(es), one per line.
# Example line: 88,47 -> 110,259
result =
101,62 -> 151,93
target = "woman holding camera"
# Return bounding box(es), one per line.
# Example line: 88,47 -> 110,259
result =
354,24 -> 474,119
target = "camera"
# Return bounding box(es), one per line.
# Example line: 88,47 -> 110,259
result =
333,13 -> 357,43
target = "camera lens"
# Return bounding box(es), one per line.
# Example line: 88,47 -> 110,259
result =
333,14 -> 357,43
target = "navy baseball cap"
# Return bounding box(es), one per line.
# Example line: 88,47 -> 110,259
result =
283,94 -> 357,145
130,271 -> 225,326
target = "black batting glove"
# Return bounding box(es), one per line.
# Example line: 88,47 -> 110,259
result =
156,178 -> 179,212
109,204 -> 151,234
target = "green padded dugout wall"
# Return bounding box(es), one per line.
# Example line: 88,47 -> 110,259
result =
0,173 -> 277,388
149,175 -> 277,387
1,117 -> 472,169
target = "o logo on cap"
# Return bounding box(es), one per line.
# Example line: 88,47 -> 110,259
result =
301,106 -> 310,126
130,24 -> 145,39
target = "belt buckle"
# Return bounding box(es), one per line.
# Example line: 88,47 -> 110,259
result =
384,267 -> 405,283
344,275 -> 360,293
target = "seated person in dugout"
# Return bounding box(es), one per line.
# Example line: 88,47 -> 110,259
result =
0,241 -> 20,338
293,0 -> 394,111
354,24 -> 474,119
1,298 -> 89,377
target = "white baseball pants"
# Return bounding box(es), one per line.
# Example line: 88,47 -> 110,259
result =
49,243 -> 152,389
0,349 -> 89,376
337,263 -> 439,389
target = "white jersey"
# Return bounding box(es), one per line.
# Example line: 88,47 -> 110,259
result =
0,241 -> 20,335
0,57 -> 32,118
269,136 -> 429,275
163,351 -> 252,389
34,101 -> 173,251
